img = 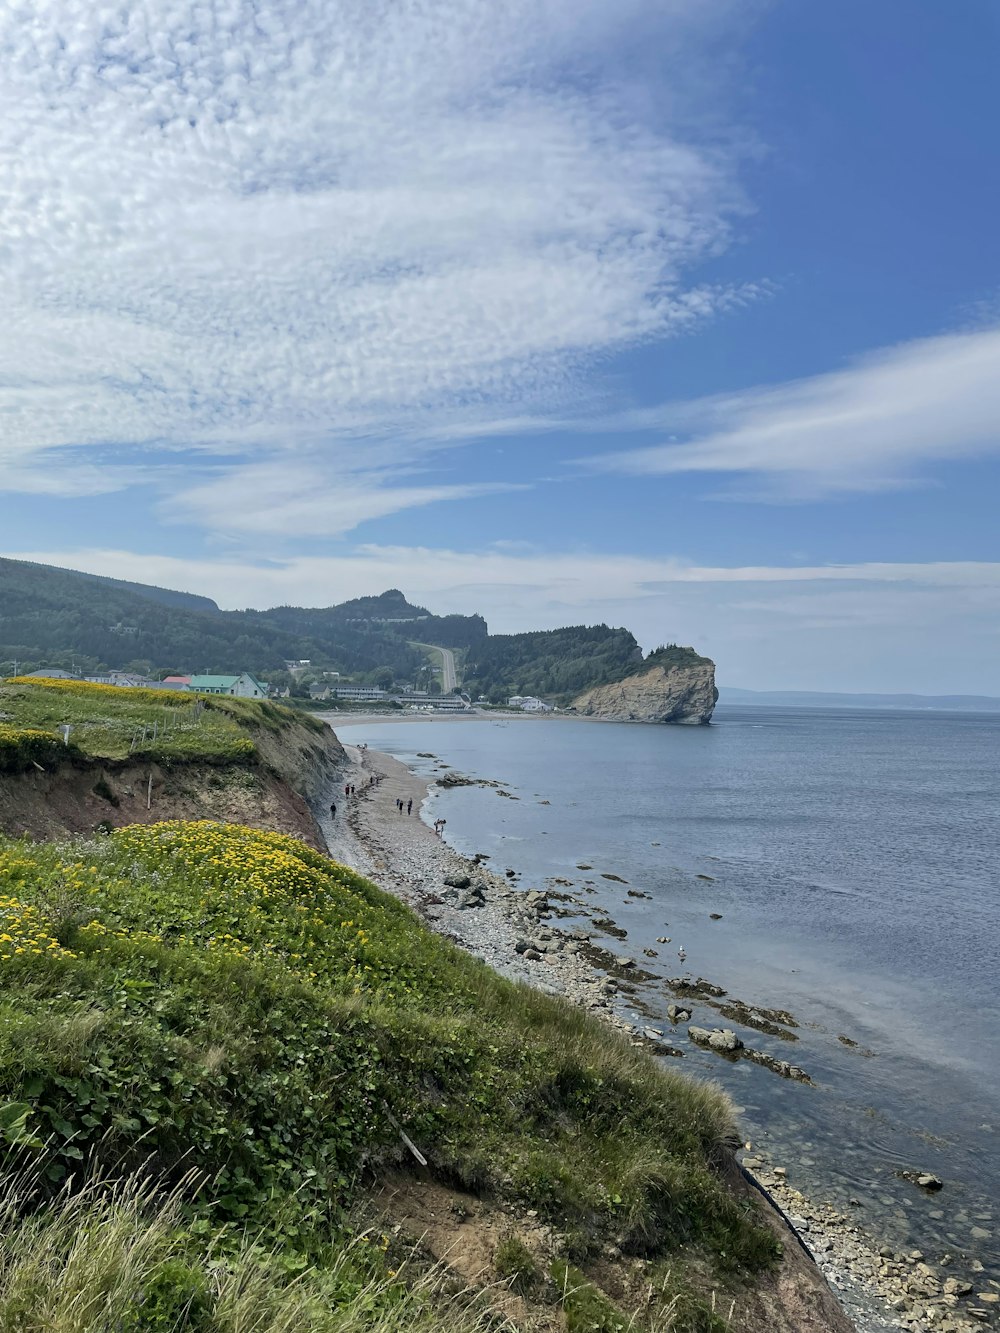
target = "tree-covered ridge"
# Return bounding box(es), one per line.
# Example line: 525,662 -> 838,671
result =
253,591 -> 486,656
463,632 -> 713,703
462,624 -> 643,701
0,556 -> 310,675
0,561 -> 445,679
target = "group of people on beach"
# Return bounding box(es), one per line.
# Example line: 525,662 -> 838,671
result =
395,797 -> 413,815
330,769 -> 384,819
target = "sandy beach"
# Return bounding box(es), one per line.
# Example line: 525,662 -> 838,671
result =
318,738 -> 988,1333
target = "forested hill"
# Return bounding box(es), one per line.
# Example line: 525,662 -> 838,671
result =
252,588 -> 488,652
0,565 -> 483,679
0,556 -> 323,676
461,626 -> 710,702
0,559 -> 706,699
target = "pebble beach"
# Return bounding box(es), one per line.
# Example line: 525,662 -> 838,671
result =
320,739 -> 997,1333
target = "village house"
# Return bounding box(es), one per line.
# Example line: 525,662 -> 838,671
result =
507,695 -> 554,712
187,673 -> 268,698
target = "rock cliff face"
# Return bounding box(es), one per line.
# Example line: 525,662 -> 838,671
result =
571,658 -> 718,724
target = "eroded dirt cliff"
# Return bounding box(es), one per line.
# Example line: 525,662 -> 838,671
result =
0,713 -> 345,847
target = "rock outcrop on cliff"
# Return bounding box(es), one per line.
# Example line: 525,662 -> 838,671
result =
571,656 -> 718,724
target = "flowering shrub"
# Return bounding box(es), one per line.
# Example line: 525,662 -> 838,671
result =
0,724 -> 72,773
0,820 -> 773,1279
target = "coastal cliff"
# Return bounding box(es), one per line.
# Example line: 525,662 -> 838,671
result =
0,680 -> 346,845
572,654 -> 718,724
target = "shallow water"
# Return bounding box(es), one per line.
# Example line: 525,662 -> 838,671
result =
336,706 -> 1000,1285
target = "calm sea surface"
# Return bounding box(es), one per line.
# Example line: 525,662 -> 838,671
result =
336,706 -> 1000,1279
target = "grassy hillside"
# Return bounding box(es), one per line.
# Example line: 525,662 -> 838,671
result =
0,678 -> 322,769
0,821 -> 778,1331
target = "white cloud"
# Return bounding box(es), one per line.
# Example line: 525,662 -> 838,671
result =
0,0 -> 749,522
167,462 -> 524,536
587,326 -> 1000,496
9,546 -> 1000,693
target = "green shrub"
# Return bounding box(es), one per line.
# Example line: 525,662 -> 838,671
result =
0,725 -> 70,773
551,1261 -> 628,1332
494,1235 -> 540,1295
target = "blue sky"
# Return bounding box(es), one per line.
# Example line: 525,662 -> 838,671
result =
1,0 -> 998,691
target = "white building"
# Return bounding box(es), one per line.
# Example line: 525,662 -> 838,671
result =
507,695 -> 553,712
332,685 -> 387,701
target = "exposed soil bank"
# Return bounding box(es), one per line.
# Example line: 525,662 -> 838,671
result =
0,714 -> 346,849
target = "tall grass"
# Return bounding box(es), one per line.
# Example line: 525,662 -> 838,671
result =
0,1163 -> 516,1333
0,679 -> 310,764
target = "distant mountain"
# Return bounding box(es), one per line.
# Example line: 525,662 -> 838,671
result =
83,571 -> 219,613
3,558 -> 219,614
0,556 -> 318,676
720,686 -> 1000,712
258,589 -> 487,653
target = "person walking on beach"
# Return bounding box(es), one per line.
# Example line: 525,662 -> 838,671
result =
407,798 -> 413,815
330,802 -> 336,819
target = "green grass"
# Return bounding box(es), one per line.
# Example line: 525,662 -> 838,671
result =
407,642 -> 448,687
0,1165 -> 513,1333
551,1261 -> 630,1332
0,821 -> 778,1328
0,679 -> 318,768
493,1236 -> 541,1296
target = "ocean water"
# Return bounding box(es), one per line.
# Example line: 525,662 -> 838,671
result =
336,706 -> 1000,1282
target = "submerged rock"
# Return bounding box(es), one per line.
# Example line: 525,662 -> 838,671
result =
898,1169 -> 945,1191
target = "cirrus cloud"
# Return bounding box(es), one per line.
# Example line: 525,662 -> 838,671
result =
587,325 -> 1000,497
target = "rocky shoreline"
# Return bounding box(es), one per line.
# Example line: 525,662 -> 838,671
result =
320,741 -> 997,1333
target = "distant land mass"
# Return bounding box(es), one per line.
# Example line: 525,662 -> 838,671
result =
721,686 -> 1000,712
0,557 -> 713,715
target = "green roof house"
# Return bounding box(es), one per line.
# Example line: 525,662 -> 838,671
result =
188,673 -> 268,699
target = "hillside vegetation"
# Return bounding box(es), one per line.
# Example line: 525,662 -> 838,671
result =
0,821 -> 778,1331
462,629 -> 712,704
0,563 -> 480,681
0,678 -> 323,769
1,562 -> 707,707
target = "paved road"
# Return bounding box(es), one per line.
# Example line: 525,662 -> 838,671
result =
438,645 -> 457,692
